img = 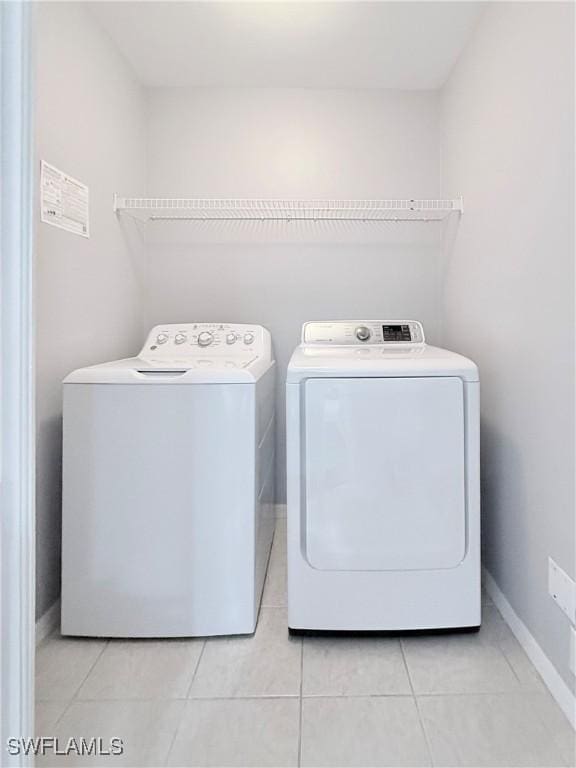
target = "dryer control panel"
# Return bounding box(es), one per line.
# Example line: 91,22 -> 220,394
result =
302,321 -> 425,346
139,323 -> 272,362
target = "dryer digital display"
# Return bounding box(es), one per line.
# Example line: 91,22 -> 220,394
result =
382,324 -> 412,342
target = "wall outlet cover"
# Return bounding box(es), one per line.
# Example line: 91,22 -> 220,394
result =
548,557 -> 576,624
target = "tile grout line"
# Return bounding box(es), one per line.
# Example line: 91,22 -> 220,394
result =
400,638 -> 435,768
185,640 -> 207,699
485,605 -> 529,688
45,694 -> 301,703
413,695 -> 436,768
163,701 -> 186,768
41,689 -> 556,703
519,682 -> 575,766
398,638 -> 415,698
260,527 -> 277,610
492,628 -> 560,730
70,639 -> 110,701
523,694 -> 575,768
38,638 -> 111,736
261,531 -> 288,610
489,613 -> 545,695
297,636 -> 304,768
45,699 -> 74,735
164,640 -> 207,767
41,690 -> 553,702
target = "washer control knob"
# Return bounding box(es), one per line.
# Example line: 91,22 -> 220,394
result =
197,331 -> 214,347
156,333 -> 169,345
226,332 -> 237,345
243,332 -> 255,345
174,333 -> 187,345
355,326 -> 371,342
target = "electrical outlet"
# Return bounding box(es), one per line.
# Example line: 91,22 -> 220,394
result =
548,557 -> 576,624
571,627 -> 576,677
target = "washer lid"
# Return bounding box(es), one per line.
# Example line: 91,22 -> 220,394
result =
63,356 -> 274,384
287,344 -> 478,382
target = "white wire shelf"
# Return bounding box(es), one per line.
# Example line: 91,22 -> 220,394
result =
113,196 -> 463,222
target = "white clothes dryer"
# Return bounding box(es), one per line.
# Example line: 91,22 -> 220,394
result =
62,323 -> 275,637
286,320 -> 480,632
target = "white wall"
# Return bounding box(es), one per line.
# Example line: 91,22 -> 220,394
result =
35,3 -> 147,618
441,2 -> 575,692
145,87 -> 443,499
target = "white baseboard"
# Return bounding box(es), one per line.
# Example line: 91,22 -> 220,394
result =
483,567 -> 575,730
275,503 -> 287,518
35,599 -> 60,645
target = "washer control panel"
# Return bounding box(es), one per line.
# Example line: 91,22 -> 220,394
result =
139,323 -> 271,363
302,321 -> 425,346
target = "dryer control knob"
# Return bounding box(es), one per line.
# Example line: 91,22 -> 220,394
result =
174,333 -> 187,345
226,333 -> 237,345
156,333 -> 169,345
355,326 -> 371,342
244,332 -> 255,345
197,331 -> 214,347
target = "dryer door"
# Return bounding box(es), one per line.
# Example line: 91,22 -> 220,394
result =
303,376 -> 466,571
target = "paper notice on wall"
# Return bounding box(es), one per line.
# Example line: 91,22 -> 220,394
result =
40,161 -> 90,237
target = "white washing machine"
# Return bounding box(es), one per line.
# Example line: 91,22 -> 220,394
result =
62,323 -> 275,637
286,320 -> 480,632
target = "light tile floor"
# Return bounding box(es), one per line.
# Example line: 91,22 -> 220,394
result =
36,519 -> 575,767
